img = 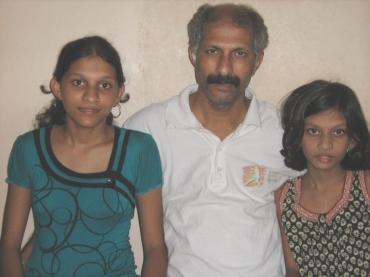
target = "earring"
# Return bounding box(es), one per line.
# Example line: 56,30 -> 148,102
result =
346,142 -> 354,153
112,104 -> 122,118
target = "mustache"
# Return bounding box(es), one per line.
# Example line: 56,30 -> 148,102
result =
207,74 -> 240,87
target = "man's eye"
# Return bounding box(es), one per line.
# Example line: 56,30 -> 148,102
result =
306,128 -> 319,135
72,80 -> 84,86
234,50 -> 247,57
205,49 -> 218,55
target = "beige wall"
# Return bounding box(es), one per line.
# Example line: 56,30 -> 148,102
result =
1,0 -> 369,271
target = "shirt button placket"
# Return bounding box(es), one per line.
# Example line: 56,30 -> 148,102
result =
213,143 -> 225,187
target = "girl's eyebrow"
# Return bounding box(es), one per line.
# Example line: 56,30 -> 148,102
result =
304,122 -> 347,128
65,72 -> 116,80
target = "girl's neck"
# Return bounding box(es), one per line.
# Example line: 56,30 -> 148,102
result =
303,167 -> 347,191
50,124 -> 116,174
54,123 -> 114,147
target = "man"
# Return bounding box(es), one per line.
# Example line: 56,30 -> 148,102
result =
125,3 -> 296,276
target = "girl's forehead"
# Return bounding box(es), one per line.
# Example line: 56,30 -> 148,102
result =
65,55 -> 117,77
305,108 -> 346,125
70,55 -> 111,67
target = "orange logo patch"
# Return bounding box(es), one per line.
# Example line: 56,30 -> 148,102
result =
243,165 -> 266,187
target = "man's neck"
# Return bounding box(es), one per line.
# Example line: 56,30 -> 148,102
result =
189,92 -> 250,140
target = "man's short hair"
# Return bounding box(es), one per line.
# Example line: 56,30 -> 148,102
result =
187,3 -> 269,56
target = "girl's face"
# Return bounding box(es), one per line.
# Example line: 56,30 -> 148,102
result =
302,108 -> 351,173
52,55 -> 124,129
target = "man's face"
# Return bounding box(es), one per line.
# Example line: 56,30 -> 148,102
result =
190,19 -> 263,109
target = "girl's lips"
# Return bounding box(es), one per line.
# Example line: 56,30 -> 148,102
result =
78,107 -> 100,115
316,155 -> 333,163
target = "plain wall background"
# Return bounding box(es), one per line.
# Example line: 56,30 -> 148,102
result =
1,0 -> 369,272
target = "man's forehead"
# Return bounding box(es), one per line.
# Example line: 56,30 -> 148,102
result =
203,5 -> 252,28
201,17 -> 254,42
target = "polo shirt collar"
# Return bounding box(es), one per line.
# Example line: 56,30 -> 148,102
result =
165,84 -> 262,129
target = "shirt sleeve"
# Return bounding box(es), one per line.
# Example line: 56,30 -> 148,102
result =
134,133 -> 163,195
124,117 -> 142,132
6,135 -> 32,188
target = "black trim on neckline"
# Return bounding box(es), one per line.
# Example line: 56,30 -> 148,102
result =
108,170 -> 135,197
117,130 -> 130,177
45,126 -> 119,178
33,128 -> 136,207
107,126 -> 119,171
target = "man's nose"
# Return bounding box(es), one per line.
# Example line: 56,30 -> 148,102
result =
217,54 -> 233,76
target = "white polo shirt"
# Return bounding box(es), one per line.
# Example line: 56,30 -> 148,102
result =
124,84 -> 296,277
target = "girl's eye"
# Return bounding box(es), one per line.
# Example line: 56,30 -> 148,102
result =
72,79 -> 85,86
306,128 -> 319,136
99,82 -> 112,89
333,128 -> 347,136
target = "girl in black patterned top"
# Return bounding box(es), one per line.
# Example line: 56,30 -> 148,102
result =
275,80 -> 370,277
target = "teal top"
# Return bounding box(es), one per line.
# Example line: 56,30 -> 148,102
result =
6,127 -> 162,277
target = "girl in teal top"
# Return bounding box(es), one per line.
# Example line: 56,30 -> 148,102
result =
0,36 -> 167,277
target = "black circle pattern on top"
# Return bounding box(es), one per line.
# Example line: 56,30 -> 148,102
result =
22,128 -> 141,277
281,171 -> 370,277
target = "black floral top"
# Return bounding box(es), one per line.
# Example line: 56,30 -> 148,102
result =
280,171 -> 370,277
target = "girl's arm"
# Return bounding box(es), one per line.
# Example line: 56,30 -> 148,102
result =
21,232 -> 35,269
274,188 -> 300,277
136,188 -> 167,277
0,185 -> 32,277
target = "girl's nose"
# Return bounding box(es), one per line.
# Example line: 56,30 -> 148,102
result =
83,86 -> 99,102
319,134 -> 333,151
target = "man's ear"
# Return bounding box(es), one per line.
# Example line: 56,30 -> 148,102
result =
188,47 -> 197,67
50,78 -> 62,100
252,52 -> 264,75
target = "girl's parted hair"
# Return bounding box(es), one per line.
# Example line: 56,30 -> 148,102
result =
35,36 -> 127,128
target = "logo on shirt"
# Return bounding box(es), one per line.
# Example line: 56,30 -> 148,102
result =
243,165 -> 266,187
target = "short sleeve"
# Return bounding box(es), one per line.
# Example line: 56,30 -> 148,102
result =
6,135 -> 32,188
134,134 -> 163,195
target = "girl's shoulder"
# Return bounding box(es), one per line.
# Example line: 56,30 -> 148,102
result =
352,170 -> 370,206
116,126 -> 159,153
7,129 -> 43,187
118,126 -> 154,141
275,176 -> 301,214
12,128 -> 42,149
364,170 -> 370,196
276,176 -> 300,196
365,170 -> 370,182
